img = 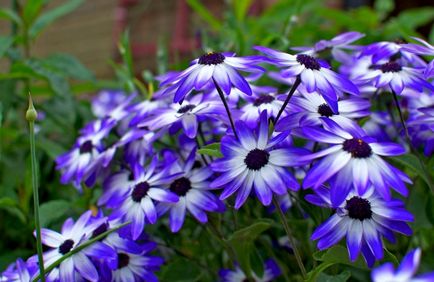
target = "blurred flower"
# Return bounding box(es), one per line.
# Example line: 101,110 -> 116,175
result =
301,118 -> 410,201
240,92 -> 285,128
307,186 -> 413,267
372,248 -> 434,282
211,111 -> 310,208
1,258 -> 37,282
401,37 -> 434,78
219,259 -> 281,282
91,90 -> 129,118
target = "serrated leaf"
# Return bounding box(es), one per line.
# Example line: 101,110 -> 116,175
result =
39,200 -> 71,227
198,142 -> 223,157
226,219 -> 273,278
29,0 -> 84,39
160,258 -> 202,282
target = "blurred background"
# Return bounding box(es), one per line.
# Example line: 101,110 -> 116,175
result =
0,0 -> 433,271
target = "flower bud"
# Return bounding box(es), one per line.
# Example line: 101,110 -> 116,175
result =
26,95 -> 38,122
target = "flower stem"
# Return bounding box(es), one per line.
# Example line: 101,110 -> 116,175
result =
274,76 -> 301,125
391,90 -> 434,193
27,96 -> 46,282
272,196 -> 307,279
212,78 -> 239,140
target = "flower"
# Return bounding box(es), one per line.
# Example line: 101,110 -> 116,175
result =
139,93 -> 225,138
29,211 -> 113,282
91,90 -> 129,119
210,111 -> 310,208
254,46 -> 359,112
104,157 -> 180,239
401,37 -> 434,78
157,149 -> 224,232
1,258 -> 36,282
307,186 -> 413,267
276,88 -> 370,132
219,259 -> 281,282
301,118 -> 410,201
56,119 -> 115,189
354,60 -> 434,94
240,91 -> 285,128
160,52 -> 264,102
292,31 -> 364,63
371,248 -> 434,282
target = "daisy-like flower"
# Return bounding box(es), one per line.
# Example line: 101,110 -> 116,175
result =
219,259 -> 281,282
157,149 -> 224,232
355,60 -> 434,94
254,46 -> 359,112
95,232 -> 163,282
276,89 -> 370,132
56,119 -> 115,189
210,111 -> 311,208
91,90 -> 129,118
1,258 -> 36,282
372,248 -> 434,282
139,93 -> 225,138
301,118 -> 410,201
292,31 -> 364,63
104,157 -> 180,239
160,52 -> 264,102
240,92 -> 285,128
307,186 -> 413,267
29,211 -> 113,282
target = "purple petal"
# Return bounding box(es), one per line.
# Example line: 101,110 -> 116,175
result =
169,198 -> 186,232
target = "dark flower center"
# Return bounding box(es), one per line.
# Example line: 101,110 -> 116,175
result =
342,138 -> 372,158
91,223 -> 108,239
117,253 -> 130,269
244,149 -> 270,170
253,95 -> 275,107
198,52 -> 225,65
296,54 -> 321,70
131,181 -> 151,202
346,196 -> 372,221
79,140 -> 93,154
177,104 -> 196,114
170,177 -> 192,197
317,103 -> 335,117
59,239 -> 74,255
192,161 -> 202,169
380,62 -> 402,73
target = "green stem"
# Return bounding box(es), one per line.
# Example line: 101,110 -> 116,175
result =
272,196 -> 307,279
29,120 -> 46,282
32,222 -> 130,282
274,76 -> 301,125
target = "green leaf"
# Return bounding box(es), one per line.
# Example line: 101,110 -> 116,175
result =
233,0 -> 253,21
29,0 -> 84,38
39,200 -> 71,227
395,8 -> 434,30
391,154 -> 433,191
23,0 -> 45,26
198,142 -> 223,158
317,270 -> 351,282
426,194 -> 434,226
0,8 -> 21,24
226,219 -> 273,278
314,245 -> 368,269
37,136 -> 66,160
0,197 -> 26,223
374,0 -> 394,18
160,258 -> 202,282
42,53 -> 95,81
0,36 -> 14,58
186,0 -> 222,31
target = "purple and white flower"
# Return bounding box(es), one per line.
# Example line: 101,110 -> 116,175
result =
307,186 -> 413,267
160,52 -> 264,102
372,248 -> 434,282
210,111 -> 310,208
219,259 -> 281,282
301,118 -> 410,201
240,92 -> 285,128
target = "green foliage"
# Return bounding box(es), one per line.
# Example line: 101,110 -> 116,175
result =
198,142 -> 223,158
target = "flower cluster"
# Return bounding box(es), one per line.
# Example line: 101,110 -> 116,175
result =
5,32 -> 434,280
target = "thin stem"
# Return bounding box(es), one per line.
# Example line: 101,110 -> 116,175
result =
212,78 -> 239,140
272,196 -> 307,279
274,76 -> 301,125
29,121 -> 46,282
391,90 -> 434,192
